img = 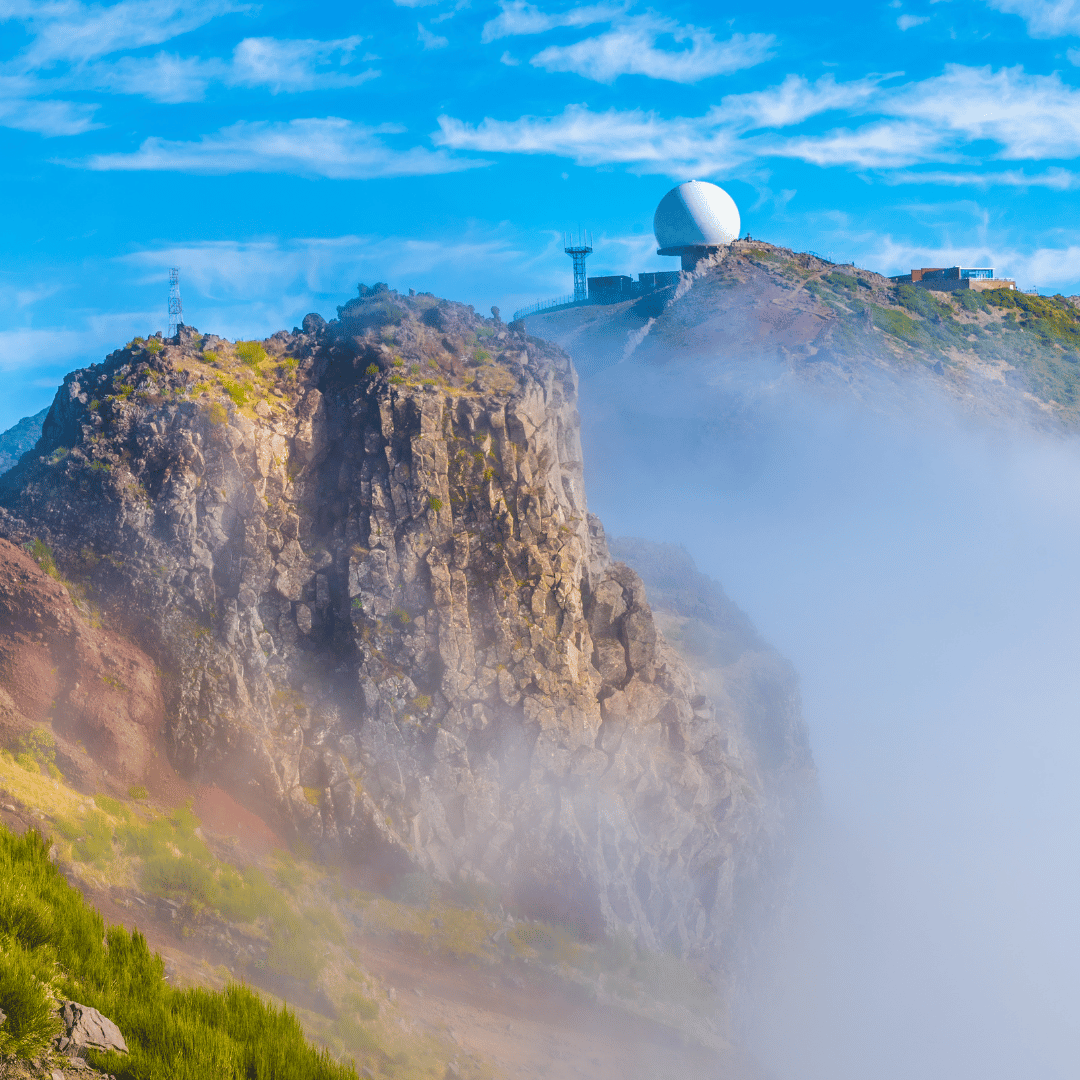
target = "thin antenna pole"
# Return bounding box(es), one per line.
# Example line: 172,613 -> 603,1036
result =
168,268 -> 183,338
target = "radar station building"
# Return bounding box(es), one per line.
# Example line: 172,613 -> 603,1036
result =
585,180 -> 741,302
513,180 -> 743,320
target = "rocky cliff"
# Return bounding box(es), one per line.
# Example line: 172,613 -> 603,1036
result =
0,288 -> 810,958
0,407 -> 47,475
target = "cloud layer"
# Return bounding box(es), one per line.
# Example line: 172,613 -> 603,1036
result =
82,117 -> 484,177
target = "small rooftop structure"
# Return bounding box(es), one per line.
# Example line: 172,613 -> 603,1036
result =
587,271 -> 681,304
890,266 -> 1016,292
654,181 -> 741,271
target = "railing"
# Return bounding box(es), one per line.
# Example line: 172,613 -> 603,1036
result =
807,251 -> 834,264
511,294 -> 575,321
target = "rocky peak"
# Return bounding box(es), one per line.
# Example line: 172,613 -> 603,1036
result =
0,289 -> 802,957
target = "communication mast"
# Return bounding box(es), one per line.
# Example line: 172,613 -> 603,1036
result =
168,268 -> 183,338
563,229 -> 593,303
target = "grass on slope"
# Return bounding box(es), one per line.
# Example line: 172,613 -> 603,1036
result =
0,822 -> 357,1080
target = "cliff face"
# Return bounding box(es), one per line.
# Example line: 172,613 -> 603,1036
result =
0,290 -> 808,956
0,408 -> 47,475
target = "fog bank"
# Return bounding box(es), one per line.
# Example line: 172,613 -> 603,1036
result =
579,356 -> 1080,1080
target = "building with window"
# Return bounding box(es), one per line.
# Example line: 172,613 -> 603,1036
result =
889,266 -> 1015,291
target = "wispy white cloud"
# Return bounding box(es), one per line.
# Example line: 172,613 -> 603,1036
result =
480,0 -> 628,43
27,35 -> 379,105
980,0 -> 1080,37
885,65 -> 1080,160
229,36 -> 376,93
437,103 -> 746,173
78,117 -> 486,178
417,23 -> 449,49
1069,46 -> 1080,64
0,87 -> 99,135
775,121 -> 948,168
530,15 -> 774,83
720,73 -> 886,128
0,314 -> 157,373
437,64 -> 1080,177
2,0 -> 244,67
897,13 -> 930,28
500,51 -> 521,65
883,166 -> 1080,188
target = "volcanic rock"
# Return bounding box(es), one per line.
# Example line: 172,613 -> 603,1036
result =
0,293 -> 810,955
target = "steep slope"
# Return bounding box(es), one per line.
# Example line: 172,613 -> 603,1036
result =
0,408 -> 48,474
0,289 -> 810,960
523,240 -> 1080,427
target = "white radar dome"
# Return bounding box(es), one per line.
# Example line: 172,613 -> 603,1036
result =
653,180 -> 741,254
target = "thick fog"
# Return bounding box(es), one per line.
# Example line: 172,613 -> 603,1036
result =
578,355 -> 1080,1080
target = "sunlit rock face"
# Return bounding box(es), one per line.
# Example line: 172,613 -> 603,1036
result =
0,290 -> 810,957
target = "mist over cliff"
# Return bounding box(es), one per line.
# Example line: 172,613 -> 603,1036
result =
572,343 -> 1080,1080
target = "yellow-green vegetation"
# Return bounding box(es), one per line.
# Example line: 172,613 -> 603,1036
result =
0,824 -> 358,1079
218,377 -> 249,407
13,727 -> 58,778
144,339 -> 163,354
202,401 -> 228,426
23,537 -> 59,579
235,340 -> 268,369
202,349 -> 219,364
804,267 -> 1080,418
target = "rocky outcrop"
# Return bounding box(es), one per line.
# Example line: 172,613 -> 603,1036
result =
0,408 -> 47,476
55,1001 -> 128,1057
0,290 -> 811,957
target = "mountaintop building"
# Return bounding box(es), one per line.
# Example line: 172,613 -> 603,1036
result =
890,266 -> 1016,292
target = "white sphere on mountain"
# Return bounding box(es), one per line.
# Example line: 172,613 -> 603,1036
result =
654,180 -> 741,255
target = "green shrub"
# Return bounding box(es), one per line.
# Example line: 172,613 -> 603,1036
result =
15,751 -> 38,772
235,341 -> 267,369
96,794 -> 123,817
218,378 -> 249,407
16,727 -> 56,771
0,938 -> 61,1058
89,460 -> 111,471
203,401 -> 228,425
202,350 -> 219,364
145,340 -> 163,354
24,538 -> 59,579
74,811 -> 114,865
427,496 -> 443,511
389,374 -> 405,386
128,784 -> 149,801
365,363 -> 379,376
0,826 -> 356,1079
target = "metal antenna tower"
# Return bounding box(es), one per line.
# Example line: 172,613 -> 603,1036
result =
168,268 -> 183,338
563,228 -> 593,303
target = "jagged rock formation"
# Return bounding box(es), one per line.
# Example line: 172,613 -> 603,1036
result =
0,408 -> 47,475
0,290 -> 810,956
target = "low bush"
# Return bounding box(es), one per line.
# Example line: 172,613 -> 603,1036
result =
235,341 -> 267,369
0,824 -> 357,1079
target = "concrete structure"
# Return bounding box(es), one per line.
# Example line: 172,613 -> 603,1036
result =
587,271 -> 681,304
890,266 -> 1016,292
654,181 -> 741,270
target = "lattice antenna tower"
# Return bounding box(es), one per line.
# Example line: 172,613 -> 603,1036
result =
168,268 -> 183,338
563,228 -> 593,303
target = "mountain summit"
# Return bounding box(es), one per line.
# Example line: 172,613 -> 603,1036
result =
0,289 -> 811,959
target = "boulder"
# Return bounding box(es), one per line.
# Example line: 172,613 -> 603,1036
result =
55,1000 -> 128,1056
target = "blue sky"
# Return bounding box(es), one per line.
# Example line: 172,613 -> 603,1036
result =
2,0 -> 1080,428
